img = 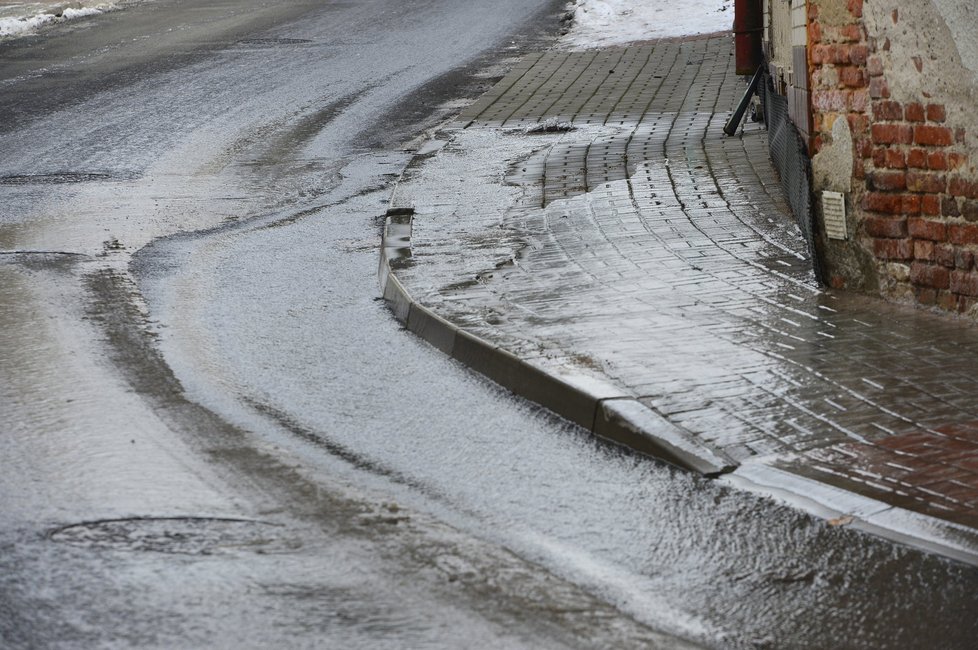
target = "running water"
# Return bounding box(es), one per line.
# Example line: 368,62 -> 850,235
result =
0,1 -> 124,40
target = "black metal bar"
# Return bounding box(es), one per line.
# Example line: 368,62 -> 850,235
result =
723,65 -> 764,136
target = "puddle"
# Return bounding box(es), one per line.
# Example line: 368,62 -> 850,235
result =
49,517 -> 299,555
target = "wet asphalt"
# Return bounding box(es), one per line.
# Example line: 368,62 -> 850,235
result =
1,1 -> 977,648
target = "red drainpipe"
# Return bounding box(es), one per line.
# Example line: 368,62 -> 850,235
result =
733,0 -> 764,75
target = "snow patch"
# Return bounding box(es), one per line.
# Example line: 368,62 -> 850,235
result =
562,0 -> 734,50
0,2 -> 118,40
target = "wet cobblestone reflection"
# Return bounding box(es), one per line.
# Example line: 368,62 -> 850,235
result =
394,36 -> 978,534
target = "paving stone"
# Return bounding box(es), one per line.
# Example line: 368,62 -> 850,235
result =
393,36 -> 978,533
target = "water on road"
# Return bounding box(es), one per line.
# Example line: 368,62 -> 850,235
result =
1,1 -> 977,648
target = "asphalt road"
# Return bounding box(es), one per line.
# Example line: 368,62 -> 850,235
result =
1,1 -> 977,648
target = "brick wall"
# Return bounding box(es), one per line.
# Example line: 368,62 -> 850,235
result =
808,0 -> 978,317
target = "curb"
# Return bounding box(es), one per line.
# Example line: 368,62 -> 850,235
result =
379,204 -> 735,477
723,461 -> 978,567
378,119 -> 978,567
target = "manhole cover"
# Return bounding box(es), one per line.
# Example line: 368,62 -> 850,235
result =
0,172 -> 114,185
237,38 -> 312,47
49,517 -> 299,555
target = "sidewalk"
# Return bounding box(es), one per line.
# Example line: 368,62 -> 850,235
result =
381,34 -> 978,564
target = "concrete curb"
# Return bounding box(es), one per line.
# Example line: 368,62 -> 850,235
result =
379,204 -> 735,477
723,461 -> 978,567
378,118 -> 978,567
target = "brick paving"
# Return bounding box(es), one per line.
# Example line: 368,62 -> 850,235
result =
389,35 -> 978,538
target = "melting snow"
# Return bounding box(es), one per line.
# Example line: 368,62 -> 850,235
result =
562,0 -> 734,50
0,2 -> 118,40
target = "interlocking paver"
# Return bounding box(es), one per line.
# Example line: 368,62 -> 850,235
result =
388,35 -> 978,542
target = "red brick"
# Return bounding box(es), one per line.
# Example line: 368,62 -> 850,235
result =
870,170 -> 907,191
884,148 -> 906,169
951,270 -> 978,296
863,192 -> 903,214
944,197 -> 962,217
956,128 -> 967,144
873,238 -> 914,260
861,194 -> 919,216
915,125 -> 954,146
905,102 -> 926,122
948,153 -> 969,170
907,148 -> 928,169
808,21 -> 822,45
869,77 -> 890,99
850,44 -> 868,65
937,244 -> 956,267
927,104 -> 947,123
855,137 -> 873,159
811,44 -> 834,65
873,100 -> 903,121
956,249 -> 975,271
867,56 -> 884,77
922,195 -> 942,216
848,0 -> 863,18
848,114 -> 870,134
962,200 -> 978,223
850,89 -> 869,113
908,218 -> 947,241
865,216 -> 907,238
927,151 -> 948,170
872,123 -> 913,145
914,240 -> 935,261
949,176 -> 978,199
911,262 -> 950,289
872,147 -> 886,168
906,171 -> 947,193
902,194 -> 922,215
949,223 -> 978,245
840,66 -> 865,87
916,287 -> 938,305
813,90 -> 849,112
878,431 -> 942,451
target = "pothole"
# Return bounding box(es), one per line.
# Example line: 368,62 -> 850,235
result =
48,517 -> 300,555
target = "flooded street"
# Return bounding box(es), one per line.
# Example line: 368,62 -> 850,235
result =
2,0 -> 977,647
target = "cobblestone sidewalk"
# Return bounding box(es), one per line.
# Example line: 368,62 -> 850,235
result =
382,35 -> 978,563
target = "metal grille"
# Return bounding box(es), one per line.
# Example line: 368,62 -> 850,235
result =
761,72 -> 820,277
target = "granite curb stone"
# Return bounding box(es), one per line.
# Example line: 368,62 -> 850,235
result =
380,206 -> 735,476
